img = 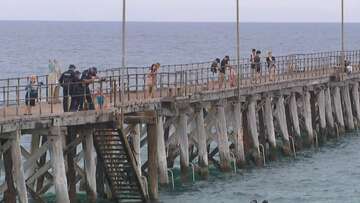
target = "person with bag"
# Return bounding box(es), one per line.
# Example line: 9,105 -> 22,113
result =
70,71 -> 83,112
25,75 -> 38,115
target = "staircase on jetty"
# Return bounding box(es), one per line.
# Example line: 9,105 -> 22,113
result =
93,129 -> 148,203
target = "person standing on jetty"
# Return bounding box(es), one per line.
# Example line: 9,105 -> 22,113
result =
250,48 -> 257,82
80,67 -> 98,110
25,75 -> 38,115
70,71 -> 83,112
59,64 -> 76,112
146,63 -> 160,98
254,50 -> 262,83
210,58 -> 220,89
266,51 -> 276,81
220,56 -> 230,88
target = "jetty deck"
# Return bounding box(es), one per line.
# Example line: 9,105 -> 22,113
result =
1,50 -> 360,203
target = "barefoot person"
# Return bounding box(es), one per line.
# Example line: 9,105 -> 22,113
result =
146,63 -> 160,98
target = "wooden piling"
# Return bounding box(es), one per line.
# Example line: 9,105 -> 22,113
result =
157,116 -> 169,185
247,97 -> 262,165
195,105 -> 209,177
11,129 -> 28,203
333,86 -> 345,130
317,89 -> 327,139
325,87 -> 335,129
176,112 -> 190,181
147,123 -> 159,200
264,96 -> 277,160
233,102 -> 246,167
3,139 -> 16,203
341,85 -> 355,130
66,128 -> 77,203
290,93 -> 301,137
82,129 -> 97,203
351,82 -> 360,125
130,124 -> 141,175
216,103 -> 232,171
276,95 -> 291,155
25,134 -> 41,188
303,91 -> 314,147
49,127 -> 70,203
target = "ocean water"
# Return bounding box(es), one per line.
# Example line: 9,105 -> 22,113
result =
0,21 -> 360,78
1,21 -> 360,203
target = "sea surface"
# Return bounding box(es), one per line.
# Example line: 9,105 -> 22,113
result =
0,21 -> 360,203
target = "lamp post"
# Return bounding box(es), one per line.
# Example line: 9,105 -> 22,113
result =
121,0 -> 126,102
236,0 -> 241,97
341,0 -> 345,69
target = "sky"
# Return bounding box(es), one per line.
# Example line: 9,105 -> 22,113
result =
0,0 -> 359,22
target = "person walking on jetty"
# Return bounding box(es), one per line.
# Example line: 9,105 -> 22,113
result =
210,58 -> 220,89
25,75 -> 38,115
229,65 -> 237,87
220,56 -> 230,89
80,67 -> 98,110
266,51 -> 276,81
146,63 -> 160,98
254,50 -> 262,83
59,64 -> 76,112
250,49 -> 257,82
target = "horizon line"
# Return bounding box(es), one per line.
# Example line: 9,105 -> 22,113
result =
0,19 -> 359,24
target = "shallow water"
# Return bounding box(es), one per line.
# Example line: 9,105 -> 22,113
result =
161,132 -> 360,203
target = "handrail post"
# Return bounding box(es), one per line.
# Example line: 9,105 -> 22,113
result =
3,86 -> 6,118
16,85 -> 19,116
50,84 -> 54,114
39,84 -> 42,115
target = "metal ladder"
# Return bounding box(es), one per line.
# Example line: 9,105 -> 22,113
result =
93,129 -> 148,203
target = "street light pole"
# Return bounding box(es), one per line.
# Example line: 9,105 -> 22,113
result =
122,0 -> 126,69
341,0 -> 345,69
236,0 -> 241,97
121,0 -> 126,102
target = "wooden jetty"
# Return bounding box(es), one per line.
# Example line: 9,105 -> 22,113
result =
0,50 -> 360,202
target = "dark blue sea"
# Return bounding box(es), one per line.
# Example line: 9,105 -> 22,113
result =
0,21 -> 360,203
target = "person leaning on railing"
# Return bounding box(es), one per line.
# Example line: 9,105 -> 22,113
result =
80,67 -> 98,110
25,75 -> 38,115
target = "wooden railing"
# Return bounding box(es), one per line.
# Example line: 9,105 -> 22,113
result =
0,50 -> 359,120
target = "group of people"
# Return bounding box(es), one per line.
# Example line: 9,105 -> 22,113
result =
210,49 -> 277,89
24,62 -> 105,115
211,55 -> 237,88
59,65 -> 103,112
250,49 -> 277,82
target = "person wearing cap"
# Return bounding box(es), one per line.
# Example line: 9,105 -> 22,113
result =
59,64 -> 76,112
80,67 -> 98,110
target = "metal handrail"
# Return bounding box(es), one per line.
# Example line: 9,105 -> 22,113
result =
289,136 -> 296,158
167,169 -> 175,190
259,144 -> 266,166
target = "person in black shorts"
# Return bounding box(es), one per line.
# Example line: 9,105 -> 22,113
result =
254,50 -> 262,83
80,67 -> 98,110
220,56 -> 230,88
25,75 -> 38,115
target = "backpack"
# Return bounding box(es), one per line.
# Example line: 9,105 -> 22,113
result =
211,62 -> 218,73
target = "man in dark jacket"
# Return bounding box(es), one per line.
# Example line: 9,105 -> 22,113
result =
79,67 -> 98,110
70,71 -> 83,112
59,64 -> 76,112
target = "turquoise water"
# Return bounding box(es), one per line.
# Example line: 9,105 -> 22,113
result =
161,132 -> 360,203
